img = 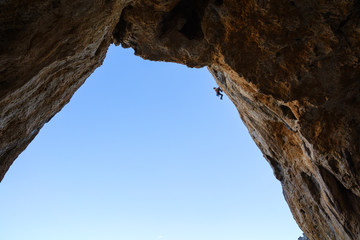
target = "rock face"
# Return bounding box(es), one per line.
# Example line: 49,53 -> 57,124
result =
1,0 -> 360,239
0,0 -> 124,178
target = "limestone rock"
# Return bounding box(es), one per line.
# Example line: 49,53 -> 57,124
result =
0,0 -> 125,179
1,0 -> 360,240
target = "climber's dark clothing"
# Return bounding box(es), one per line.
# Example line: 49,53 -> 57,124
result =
214,87 -> 223,100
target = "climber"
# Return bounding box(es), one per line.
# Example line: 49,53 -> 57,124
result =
213,87 -> 223,100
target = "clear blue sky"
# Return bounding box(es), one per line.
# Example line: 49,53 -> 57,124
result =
0,45 -> 302,240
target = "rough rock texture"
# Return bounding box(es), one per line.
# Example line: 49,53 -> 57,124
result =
0,0 -> 125,178
1,0 -> 360,240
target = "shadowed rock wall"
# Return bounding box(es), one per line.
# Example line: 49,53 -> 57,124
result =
1,0 -> 360,239
0,0 -> 125,178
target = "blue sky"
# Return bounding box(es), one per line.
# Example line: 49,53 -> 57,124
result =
0,45 -> 302,240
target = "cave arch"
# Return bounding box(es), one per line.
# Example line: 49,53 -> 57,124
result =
1,1 -> 360,239
0,46 -> 301,239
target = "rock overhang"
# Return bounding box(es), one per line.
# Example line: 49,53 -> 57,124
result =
1,1 -> 360,239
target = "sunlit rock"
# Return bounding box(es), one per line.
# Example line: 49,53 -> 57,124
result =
1,1 -> 360,239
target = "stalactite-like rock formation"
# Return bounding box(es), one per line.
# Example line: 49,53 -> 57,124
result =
1,1 -> 360,239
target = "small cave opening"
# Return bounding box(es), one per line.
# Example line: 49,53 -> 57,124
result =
280,105 -> 296,120
160,0 -> 210,40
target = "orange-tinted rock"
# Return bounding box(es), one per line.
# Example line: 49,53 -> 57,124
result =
1,1 -> 360,239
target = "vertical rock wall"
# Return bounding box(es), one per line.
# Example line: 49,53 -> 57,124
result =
1,0 -> 360,239
0,0 -> 125,179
